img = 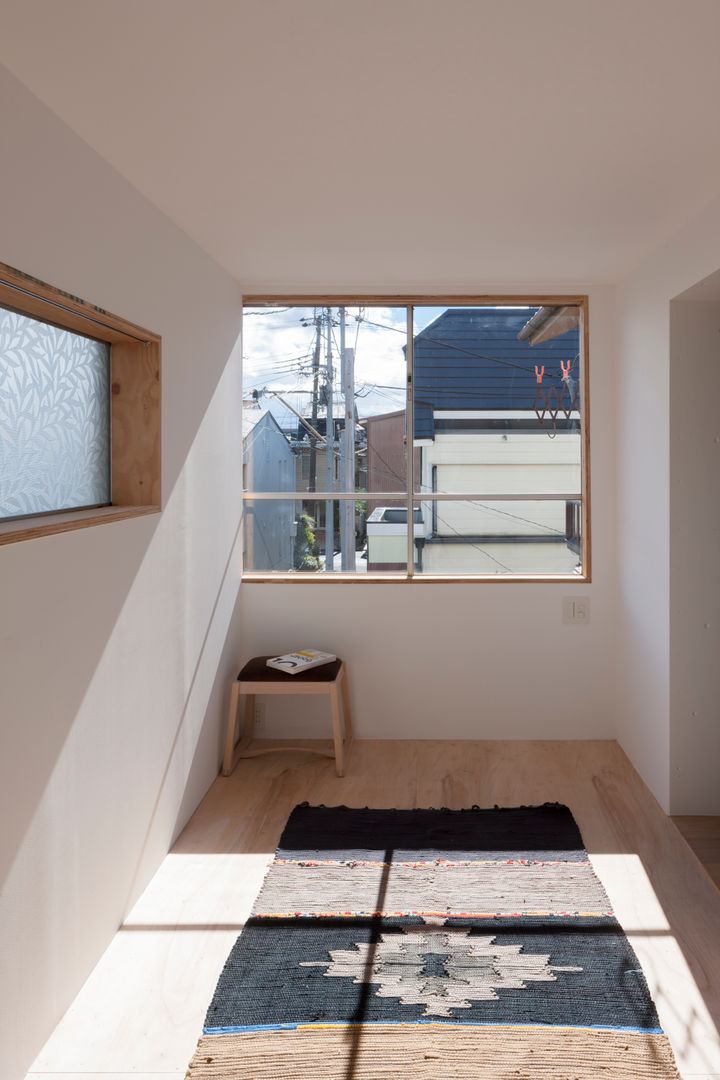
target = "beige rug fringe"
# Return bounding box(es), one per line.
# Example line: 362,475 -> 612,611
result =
186,1024 -> 681,1079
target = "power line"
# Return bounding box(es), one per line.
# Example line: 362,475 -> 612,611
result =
355,314 -> 577,377
367,440 -> 511,574
362,448 -> 567,535
242,347 -> 313,363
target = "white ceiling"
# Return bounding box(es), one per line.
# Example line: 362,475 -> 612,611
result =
2,0 -> 720,290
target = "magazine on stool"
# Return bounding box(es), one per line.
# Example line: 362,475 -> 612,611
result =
266,649 -> 336,674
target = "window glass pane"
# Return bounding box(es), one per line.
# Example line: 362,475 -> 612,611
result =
366,503 -> 421,573
243,496 -> 300,573
412,305 -> 582,485
243,304 -> 408,494
244,497 -> 413,574
0,305 -> 111,519
242,299 -> 587,579
415,498 -> 583,576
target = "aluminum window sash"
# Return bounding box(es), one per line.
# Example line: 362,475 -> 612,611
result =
242,492 -> 583,501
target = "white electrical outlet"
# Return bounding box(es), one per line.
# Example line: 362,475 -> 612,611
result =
254,703 -> 266,732
562,596 -> 590,624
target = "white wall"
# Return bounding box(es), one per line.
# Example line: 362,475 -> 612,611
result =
0,67 -> 243,1080
239,287 -> 620,743
615,277 -> 672,809
669,294 -> 720,812
616,195 -> 720,814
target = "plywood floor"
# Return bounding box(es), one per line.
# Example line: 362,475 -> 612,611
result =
26,739 -> 720,1080
672,817 -> 720,890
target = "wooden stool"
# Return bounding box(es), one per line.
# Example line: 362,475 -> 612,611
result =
222,656 -> 353,778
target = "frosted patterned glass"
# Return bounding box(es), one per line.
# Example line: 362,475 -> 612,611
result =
0,305 -> 111,519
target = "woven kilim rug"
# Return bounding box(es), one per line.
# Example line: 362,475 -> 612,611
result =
185,803 -> 681,1079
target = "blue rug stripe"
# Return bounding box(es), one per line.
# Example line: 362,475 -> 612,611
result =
204,1020 -> 666,1036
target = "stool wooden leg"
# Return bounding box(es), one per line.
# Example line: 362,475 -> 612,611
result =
223,687 -> 258,777
339,663 -> 353,742
232,692 -> 257,764
330,684 -> 344,777
242,693 -> 255,743
222,681 -> 241,776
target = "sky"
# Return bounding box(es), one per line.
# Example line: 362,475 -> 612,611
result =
243,303 -> 536,428
242,305 -> 411,428
241,303 -> 495,433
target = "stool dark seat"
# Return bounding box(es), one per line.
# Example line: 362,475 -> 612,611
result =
223,655 -> 352,777
237,656 -> 343,683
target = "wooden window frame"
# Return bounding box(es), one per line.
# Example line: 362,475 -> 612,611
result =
242,294 -> 590,583
0,262 -> 161,545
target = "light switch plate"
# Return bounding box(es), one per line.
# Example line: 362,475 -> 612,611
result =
563,596 -> 590,624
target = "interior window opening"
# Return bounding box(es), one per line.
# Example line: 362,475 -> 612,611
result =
241,299 -> 588,581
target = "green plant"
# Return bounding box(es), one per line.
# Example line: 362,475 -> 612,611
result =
294,512 -> 321,571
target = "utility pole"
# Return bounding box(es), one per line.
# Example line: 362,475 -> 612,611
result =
308,311 -> 321,535
339,307 -> 355,571
324,307 -> 335,572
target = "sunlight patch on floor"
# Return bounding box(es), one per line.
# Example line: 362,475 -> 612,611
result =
592,853 -> 720,1079
27,852 -> 273,1077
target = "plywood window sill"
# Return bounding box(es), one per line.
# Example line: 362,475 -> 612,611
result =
0,505 -> 161,546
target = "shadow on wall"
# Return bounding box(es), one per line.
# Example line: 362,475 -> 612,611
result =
0,339 -> 243,1080
0,332 -> 244,896
0,516 -> 160,891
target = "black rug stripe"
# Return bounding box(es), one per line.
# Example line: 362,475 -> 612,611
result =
276,802 -> 587,862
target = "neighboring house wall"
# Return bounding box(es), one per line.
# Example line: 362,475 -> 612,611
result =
420,540 -> 577,576
364,410 -> 420,512
0,65 -> 244,1080
419,429 -> 581,574
244,411 -> 295,572
292,416 -> 350,494
295,443 -> 338,491
419,431 -> 581,501
406,309 -> 583,574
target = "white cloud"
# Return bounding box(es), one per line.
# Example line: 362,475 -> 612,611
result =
243,305 -> 407,421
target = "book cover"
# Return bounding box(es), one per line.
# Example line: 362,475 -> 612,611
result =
266,649 -> 336,674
